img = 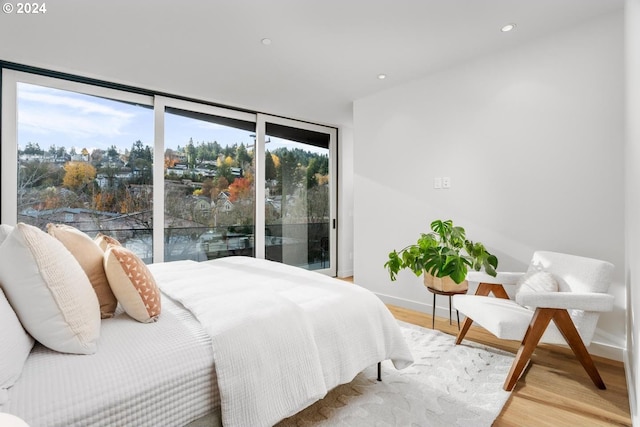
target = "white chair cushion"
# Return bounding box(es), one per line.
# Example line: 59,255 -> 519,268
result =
0,287 -> 34,406
0,223 -> 101,354
453,294 -> 599,345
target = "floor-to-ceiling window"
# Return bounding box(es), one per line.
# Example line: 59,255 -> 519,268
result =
1,68 -> 337,274
159,99 -> 257,262
3,73 -> 155,261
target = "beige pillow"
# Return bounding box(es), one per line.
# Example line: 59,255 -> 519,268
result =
94,233 -> 122,251
104,244 -> 161,323
0,223 -> 100,354
47,224 -> 117,318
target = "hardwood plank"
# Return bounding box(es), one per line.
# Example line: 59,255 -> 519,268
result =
384,303 -> 632,426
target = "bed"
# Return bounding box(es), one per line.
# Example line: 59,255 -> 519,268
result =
1,246 -> 413,427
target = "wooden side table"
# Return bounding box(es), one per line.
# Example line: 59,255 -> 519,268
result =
426,286 -> 468,330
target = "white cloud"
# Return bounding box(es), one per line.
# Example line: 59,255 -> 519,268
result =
17,83 -> 138,142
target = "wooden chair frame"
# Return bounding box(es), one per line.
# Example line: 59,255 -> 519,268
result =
455,282 -> 606,392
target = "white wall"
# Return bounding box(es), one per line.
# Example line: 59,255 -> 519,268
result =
353,13 -> 625,359
625,0 -> 639,423
337,125 -> 355,278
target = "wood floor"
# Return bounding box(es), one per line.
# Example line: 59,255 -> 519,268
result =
387,304 -> 632,426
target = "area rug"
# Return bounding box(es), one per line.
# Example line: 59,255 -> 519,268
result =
277,321 -> 514,427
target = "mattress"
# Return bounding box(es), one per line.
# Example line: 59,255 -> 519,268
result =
3,296 -> 218,427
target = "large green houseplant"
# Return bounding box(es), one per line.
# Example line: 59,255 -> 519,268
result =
384,219 -> 498,290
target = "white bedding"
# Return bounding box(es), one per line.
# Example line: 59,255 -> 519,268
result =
150,256 -> 414,427
4,256 -> 412,427
3,297 -> 217,427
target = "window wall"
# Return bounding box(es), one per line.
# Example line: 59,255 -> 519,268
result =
1,69 -> 337,274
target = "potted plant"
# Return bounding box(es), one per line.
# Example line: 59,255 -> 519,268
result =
384,219 -> 498,292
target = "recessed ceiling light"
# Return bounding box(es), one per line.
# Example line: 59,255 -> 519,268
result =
501,23 -> 516,32
378,74 -> 387,80
261,38 -> 272,45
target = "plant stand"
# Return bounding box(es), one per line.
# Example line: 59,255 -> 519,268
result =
426,286 -> 468,330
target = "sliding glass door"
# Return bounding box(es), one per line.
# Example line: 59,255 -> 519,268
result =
259,116 -> 337,275
157,99 -> 257,262
2,70 -> 337,275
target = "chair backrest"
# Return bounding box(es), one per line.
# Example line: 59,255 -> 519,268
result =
528,251 -> 614,345
528,251 -> 614,294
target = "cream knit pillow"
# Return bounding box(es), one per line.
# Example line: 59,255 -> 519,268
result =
0,223 -> 101,354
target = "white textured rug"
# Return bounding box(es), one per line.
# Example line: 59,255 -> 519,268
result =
277,321 -> 514,427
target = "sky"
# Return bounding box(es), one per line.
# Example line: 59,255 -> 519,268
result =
17,82 -> 328,156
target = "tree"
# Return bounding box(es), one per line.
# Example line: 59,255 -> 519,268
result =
128,140 -> 153,184
107,145 -> 119,160
265,151 -> 277,181
63,162 -> 97,192
17,161 -> 61,210
23,142 -> 43,155
213,176 -> 229,197
228,174 -> 253,203
185,138 -> 196,169
236,143 -> 251,168
164,148 -> 180,170
90,148 -> 105,165
306,158 -> 321,189
216,161 -> 235,184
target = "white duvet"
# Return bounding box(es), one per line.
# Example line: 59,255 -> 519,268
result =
149,256 -> 413,427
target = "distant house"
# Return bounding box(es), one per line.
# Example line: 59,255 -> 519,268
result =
214,191 -> 234,212
192,196 -> 212,217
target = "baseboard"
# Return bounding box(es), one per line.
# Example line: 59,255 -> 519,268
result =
337,268 -> 353,279
588,340 -> 624,362
624,349 -> 639,426
375,292 -> 463,325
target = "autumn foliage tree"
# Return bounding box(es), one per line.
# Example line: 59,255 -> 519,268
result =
63,162 -> 97,192
228,174 -> 253,203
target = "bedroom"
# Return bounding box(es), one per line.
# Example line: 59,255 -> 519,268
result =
0,0 -> 638,426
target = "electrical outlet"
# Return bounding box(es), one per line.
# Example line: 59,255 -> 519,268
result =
434,177 -> 442,189
442,177 -> 451,189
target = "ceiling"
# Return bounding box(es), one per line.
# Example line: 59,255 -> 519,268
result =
0,0 -> 624,126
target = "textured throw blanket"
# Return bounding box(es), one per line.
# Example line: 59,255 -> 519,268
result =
150,257 -> 413,427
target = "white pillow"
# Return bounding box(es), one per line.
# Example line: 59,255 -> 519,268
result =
0,223 -> 101,354
515,270 -> 559,307
0,224 -> 14,245
0,287 -> 34,406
